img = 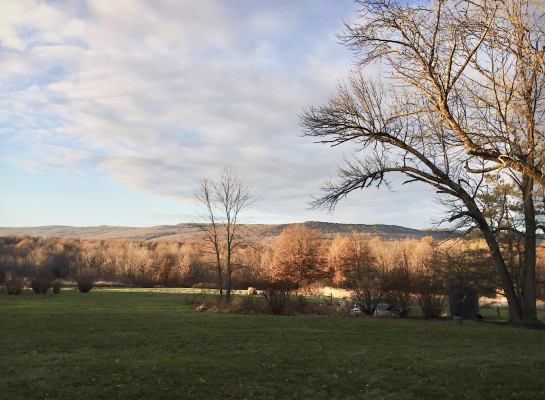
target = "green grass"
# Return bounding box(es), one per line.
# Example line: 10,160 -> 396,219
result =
1,289 -> 545,399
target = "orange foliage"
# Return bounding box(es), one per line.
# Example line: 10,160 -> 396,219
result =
270,225 -> 328,286
328,233 -> 375,287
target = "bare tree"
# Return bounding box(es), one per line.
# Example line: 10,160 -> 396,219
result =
301,0 -> 545,323
70,247 -> 103,293
195,168 -> 254,301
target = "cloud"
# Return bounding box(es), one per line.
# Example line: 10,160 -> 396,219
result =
0,0 -> 441,228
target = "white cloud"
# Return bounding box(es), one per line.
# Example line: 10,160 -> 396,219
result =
0,0 -> 441,228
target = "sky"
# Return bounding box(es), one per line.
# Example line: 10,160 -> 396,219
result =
0,0 -> 440,229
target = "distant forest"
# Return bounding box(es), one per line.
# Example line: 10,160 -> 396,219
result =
0,221 -> 459,244
1,224 -> 543,317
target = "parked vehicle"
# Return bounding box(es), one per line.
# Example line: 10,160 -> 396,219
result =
350,303 -> 400,317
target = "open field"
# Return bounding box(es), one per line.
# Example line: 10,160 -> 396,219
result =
1,289 -> 545,399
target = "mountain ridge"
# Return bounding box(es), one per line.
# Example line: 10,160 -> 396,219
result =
0,221 -> 459,244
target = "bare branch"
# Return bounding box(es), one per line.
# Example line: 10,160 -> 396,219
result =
194,168 -> 254,300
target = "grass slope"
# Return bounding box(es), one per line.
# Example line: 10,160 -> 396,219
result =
1,289 -> 544,399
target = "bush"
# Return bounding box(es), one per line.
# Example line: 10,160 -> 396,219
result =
263,282 -> 294,315
287,295 -> 351,316
70,249 -> 101,293
185,294 -> 268,314
382,266 -> 413,318
5,273 -> 24,295
52,281 -> 62,294
227,295 -> 268,314
351,275 -> 385,316
30,274 -> 53,294
186,294 -> 221,311
185,291 -> 351,317
296,295 -> 309,312
77,278 -> 94,293
74,269 -> 96,293
414,271 -> 445,318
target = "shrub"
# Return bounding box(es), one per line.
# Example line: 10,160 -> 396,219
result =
5,273 -> 24,295
135,277 -> 154,288
296,295 -> 309,312
227,295 -> 268,314
382,266 -> 413,318
263,282 -> 294,315
414,271 -> 445,318
52,280 -> 62,294
30,274 -> 53,294
185,291 -> 351,317
77,277 -> 95,293
351,274 -> 385,316
184,293 -> 212,310
74,267 -> 96,293
185,294 -> 268,314
418,293 -> 445,318
71,250 -> 101,293
288,295 -> 351,316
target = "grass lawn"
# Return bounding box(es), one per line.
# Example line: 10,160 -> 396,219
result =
1,288 -> 545,399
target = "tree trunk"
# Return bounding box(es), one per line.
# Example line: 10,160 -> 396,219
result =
226,267 -> 232,301
464,196 -> 524,322
226,243 -> 232,302
480,225 -> 523,322
216,251 -> 223,298
522,175 -> 538,322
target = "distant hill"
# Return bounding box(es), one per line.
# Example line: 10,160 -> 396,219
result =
0,222 -> 459,244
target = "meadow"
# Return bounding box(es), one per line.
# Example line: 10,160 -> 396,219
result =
1,289 -> 545,399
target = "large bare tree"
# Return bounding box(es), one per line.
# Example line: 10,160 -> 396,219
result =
301,0 -> 545,323
195,168 -> 254,301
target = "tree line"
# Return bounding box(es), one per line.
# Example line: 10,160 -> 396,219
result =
2,225 -> 543,317
0,235 -> 268,292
